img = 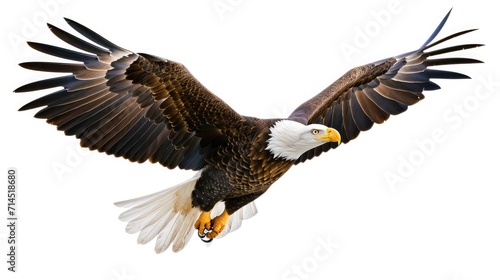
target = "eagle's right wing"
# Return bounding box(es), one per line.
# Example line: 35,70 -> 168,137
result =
15,18 -> 245,170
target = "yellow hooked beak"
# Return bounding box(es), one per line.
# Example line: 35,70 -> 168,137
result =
315,127 -> 341,145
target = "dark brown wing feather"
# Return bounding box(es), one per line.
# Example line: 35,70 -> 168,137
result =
291,10 -> 483,164
15,18 -> 246,170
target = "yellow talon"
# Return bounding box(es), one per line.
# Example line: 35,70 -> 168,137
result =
194,210 -> 230,240
194,211 -> 212,236
206,210 -> 229,239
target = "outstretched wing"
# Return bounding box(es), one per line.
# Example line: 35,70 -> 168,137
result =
290,10 -> 483,164
15,18 -> 245,170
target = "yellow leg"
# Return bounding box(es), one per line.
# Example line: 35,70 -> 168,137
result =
206,210 -> 229,239
194,211 -> 212,236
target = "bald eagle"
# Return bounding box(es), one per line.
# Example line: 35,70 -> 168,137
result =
15,10 -> 482,252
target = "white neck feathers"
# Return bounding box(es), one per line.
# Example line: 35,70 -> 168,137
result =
266,120 -> 314,161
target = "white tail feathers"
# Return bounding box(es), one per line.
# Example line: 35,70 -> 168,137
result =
114,171 -> 258,253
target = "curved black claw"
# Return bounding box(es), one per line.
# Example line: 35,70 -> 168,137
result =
198,229 -> 213,243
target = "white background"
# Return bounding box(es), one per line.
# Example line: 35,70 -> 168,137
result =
1,0 -> 499,279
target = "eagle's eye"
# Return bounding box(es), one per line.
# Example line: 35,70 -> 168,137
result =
310,129 -> 320,135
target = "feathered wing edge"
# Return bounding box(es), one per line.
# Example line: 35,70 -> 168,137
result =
292,9 -> 483,164
114,171 -> 257,253
14,18 -> 242,171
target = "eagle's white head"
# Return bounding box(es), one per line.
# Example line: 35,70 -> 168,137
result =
266,120 -> 341,161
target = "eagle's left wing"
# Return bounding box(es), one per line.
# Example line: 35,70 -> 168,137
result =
290,10 -> 483,164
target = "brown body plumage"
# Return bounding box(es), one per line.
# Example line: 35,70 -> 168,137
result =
15,10 -> 482,252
